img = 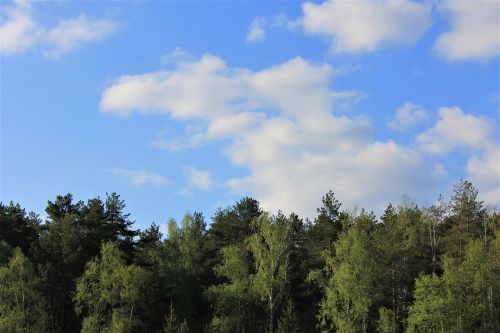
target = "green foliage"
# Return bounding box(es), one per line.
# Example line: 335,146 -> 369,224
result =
0,181 -> 496,332
0,202 -> 41,256
375,202 -> 431,331
159,213 -> 209,331
206,245 -> 256,332
316,212 -> 379,333
442,180 -> 485,261
0,240 -> 13,265
75,242 -> 156,333
164,302 -> 190,333
249,213 -> 293,333
407,233 -> 500,333
406,274 -> 450,333
441,235 -> 500,332
277,298 -> 300,333
377,307 -> 396,333
0,248 -> 47,332
206,197 -> 262,272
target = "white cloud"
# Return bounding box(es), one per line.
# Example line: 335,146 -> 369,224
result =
246,14 -> 299,43
300,0 -> 432,53
467,148 -> 500,205
43,14 -> 117,59
247,16 -> 266,43
161,47 -> 193,65
417,107 -> 495,154
388,102 -> 429,130
417,107 -> 499,206
186,167 -> 213,191
101,54 -> 440,217
434,1 -> 500,62
0,0 -> 40,55
0,1 -> 117,59
111,168 -> 168,188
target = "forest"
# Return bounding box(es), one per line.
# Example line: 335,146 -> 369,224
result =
0,179 -> 499,333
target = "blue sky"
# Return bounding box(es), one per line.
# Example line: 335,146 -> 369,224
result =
1,0 -> 499,230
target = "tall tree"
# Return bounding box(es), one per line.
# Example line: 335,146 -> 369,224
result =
249,213 -> 292,333
206,197 -> 262,269
75,242 -> 156,333
0,202 -> 41,256
306,191 -> 343,268
408,232 -> 500,332
406,273 -> 451,333
0,248 -> 48,332
443,180 -> 485,262
423,195 -> 448,273
159,213 -> 209,331
313,211 -> 379,333
206,244 -> 258,332
375,201 -> 430,331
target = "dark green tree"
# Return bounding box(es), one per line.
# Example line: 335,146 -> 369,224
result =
0,202 -> 41,256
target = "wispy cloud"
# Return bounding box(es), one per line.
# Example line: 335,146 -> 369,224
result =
111,168 -> 168,188
247,16 -> 266,43
161,47 -> 193,65
43,14 -> 117,60
185,167 -> 213,191
0,0 -> 117,59
246,14 -> 299,43
388,102 -> 429,130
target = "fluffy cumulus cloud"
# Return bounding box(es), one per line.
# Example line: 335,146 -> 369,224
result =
388,102 -> 429,130
417,107 -> 495,154
101,54 -> 441,217
111,168 -> 168,188
434,0 -> 500,62
416,107 -> 499,205
0,0 -> 117,59
300,0 -> 432,53
467,148 -> 500,206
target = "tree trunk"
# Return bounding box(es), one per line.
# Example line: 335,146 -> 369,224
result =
269,296 -> 274,333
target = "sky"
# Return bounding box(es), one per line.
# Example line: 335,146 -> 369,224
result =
1,0 -> 499,230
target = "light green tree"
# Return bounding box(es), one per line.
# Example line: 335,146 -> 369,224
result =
442,234 -> 500,332
407,232 -> 500,333
377,307 -> 396,333
313,212 -> 379,333
75,242 -> 155,333
0,248 -> 47,332
406,274 -> 451,333
207,244 -> 256,332
249,213 -> 292,333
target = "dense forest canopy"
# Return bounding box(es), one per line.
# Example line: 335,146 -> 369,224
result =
0,179 -> 499,332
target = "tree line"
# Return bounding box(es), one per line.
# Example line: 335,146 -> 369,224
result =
0,179 -> 499,332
